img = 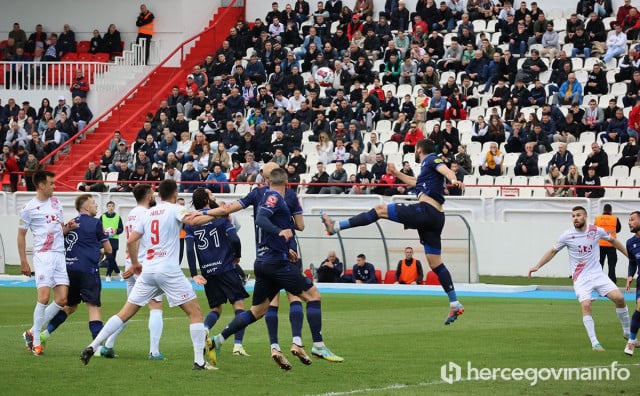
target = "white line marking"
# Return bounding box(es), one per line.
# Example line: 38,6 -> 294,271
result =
0,316 -> 184,329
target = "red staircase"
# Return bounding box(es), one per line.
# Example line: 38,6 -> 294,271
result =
45,4 -> 244,190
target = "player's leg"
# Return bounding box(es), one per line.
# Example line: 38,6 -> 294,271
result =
321,204 -> 388,234
178,298 -> 214,370
148,298 -> 164,359
265,293 -> 282,352
626,292 -> 640,355
86,304 -> 103,339
579,298 -> 604,350
231,299 -> 250,356
296,285 -> 343,362
102,275 -> 136,355
286,292 -> 311,364
604,287 -> 630,336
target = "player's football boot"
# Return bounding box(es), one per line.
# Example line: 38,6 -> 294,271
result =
192,362 -> 218,370
624,342 -> 635,356
207,335 -> 221,366
320,211 -> 337,235
290,344 -> 312,365
232,344 -> 250,356
271,348 -> 292,370
148,352 -> 166,360
23,330 -> 34,351
39,332 -> 48,348
100,346 -> 116,358
32,345 -> 44,356
592,343 -> 605,352
80,346 -> 95,365
444,304 -> 465,325
311,346 -> 344,362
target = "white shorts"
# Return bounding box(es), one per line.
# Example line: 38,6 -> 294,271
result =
127,272 -> 196,308
33,252 -> 69,289
126,275 -> 163,303
574,272 -> 618,302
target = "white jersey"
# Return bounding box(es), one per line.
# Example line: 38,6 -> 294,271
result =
132,201 -> 187,275
553,225 -> 612,282
19,196 -> 65,254
125,205 -> 149,266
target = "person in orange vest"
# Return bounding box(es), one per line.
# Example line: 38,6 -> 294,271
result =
394,247 -> 424,285
136,4 -> 154,64
595,204 -> 622,284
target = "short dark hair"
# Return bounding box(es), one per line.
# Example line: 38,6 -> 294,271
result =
269,168 -> 287,186
158,180 -> 178,200
106,201 -> 115,206
75,194 -> 92,212
416,139 -> 435,155
32,170 -> 55,189
603,204 -> 612,214
192,188 -> 211,210
572,206 -> 587,214
357,253 -> 366,259
133,184 -> 153,203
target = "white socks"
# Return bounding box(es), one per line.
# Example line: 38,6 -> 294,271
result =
104,320 -> 129,348
148,309 -> 163,355
190,323 -> 205,366
616,306 -> 630,335
582,315 -> 599,346
90,315 -> 124,350
31,302 -> 47,346
292,336 -> 303,347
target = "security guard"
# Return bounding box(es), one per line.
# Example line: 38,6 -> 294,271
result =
595,204 -> 622,284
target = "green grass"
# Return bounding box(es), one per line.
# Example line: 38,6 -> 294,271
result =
1,288 -> 638,395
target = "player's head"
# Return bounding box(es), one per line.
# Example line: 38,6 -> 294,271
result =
571,206 -> 587,229
415,139 -> 435,163
192,188 -> 218,210
629,211 -> 640,234
158,180 -> 178,202
32,170 -> 55,197
133,184 -> 155,207
268,167 -> 287,187
262,162 -> 280,181
75,194 -> 97,216
356,253 -> 366,266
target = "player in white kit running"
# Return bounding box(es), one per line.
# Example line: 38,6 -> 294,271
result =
99,184 -> 166,360
18,170 -> 77,356
80,180 -> 217,370
529,206 -> 630,351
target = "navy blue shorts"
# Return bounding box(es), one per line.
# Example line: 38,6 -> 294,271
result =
387,201 -> 445,254
252,260 -> 313,306
203,270 -> 250,308
67,270 -> 102,307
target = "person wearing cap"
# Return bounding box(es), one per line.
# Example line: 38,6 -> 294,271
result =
110,141 -> 131,172
52,96 -> 70,122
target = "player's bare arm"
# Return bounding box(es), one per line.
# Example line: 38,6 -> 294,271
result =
17,228 -> 30,276
388,163 -> 417,186
125,231 -> 143,277
293,213 -> 305,231
102,239 -> 113,255
529,248 -> 559,277
611,237 -> 628,258
437,164 -> 464,189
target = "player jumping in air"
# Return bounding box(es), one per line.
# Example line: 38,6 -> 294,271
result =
321,139 -> 465,324
529,206 -> 630,351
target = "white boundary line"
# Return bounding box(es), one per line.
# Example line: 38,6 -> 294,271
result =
304,363 -> 640,396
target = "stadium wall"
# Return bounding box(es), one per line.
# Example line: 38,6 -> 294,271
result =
0,193 -> 636,279
245,0 -> 626,24
0,0 -> 222,65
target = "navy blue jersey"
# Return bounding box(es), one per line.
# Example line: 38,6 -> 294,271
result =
185,217 -> 239,277
238,186 -> 303,249
352,263 -> 378,284
627,235 -> 640,278
415,153 -> 447,205
65,213 -> 108,273
255,189 -> 293,261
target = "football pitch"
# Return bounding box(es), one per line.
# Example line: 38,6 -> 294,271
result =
1,287 -> 638,395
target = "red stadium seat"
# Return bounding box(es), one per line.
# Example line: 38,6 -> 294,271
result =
424,271 -> 441,285
375,270 -> 382,284
94,53 -> 109,62
61,52 -> 78,61
383,270 -> 396,284
77,41 -> 90,53
343,269 -> 353,276
77,53 -> 95,62
304,269 -> 313,281
0,40 -> 7,49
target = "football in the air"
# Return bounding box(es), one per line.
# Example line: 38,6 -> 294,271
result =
315,67 -> 335,87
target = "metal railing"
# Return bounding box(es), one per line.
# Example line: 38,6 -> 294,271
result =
37,0 -> 241,189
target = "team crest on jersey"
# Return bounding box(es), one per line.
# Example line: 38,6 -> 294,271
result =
266,195 -> 278,208
587,230 -> 597,240
51,197 -> 60,210
146,249 -> 155,260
